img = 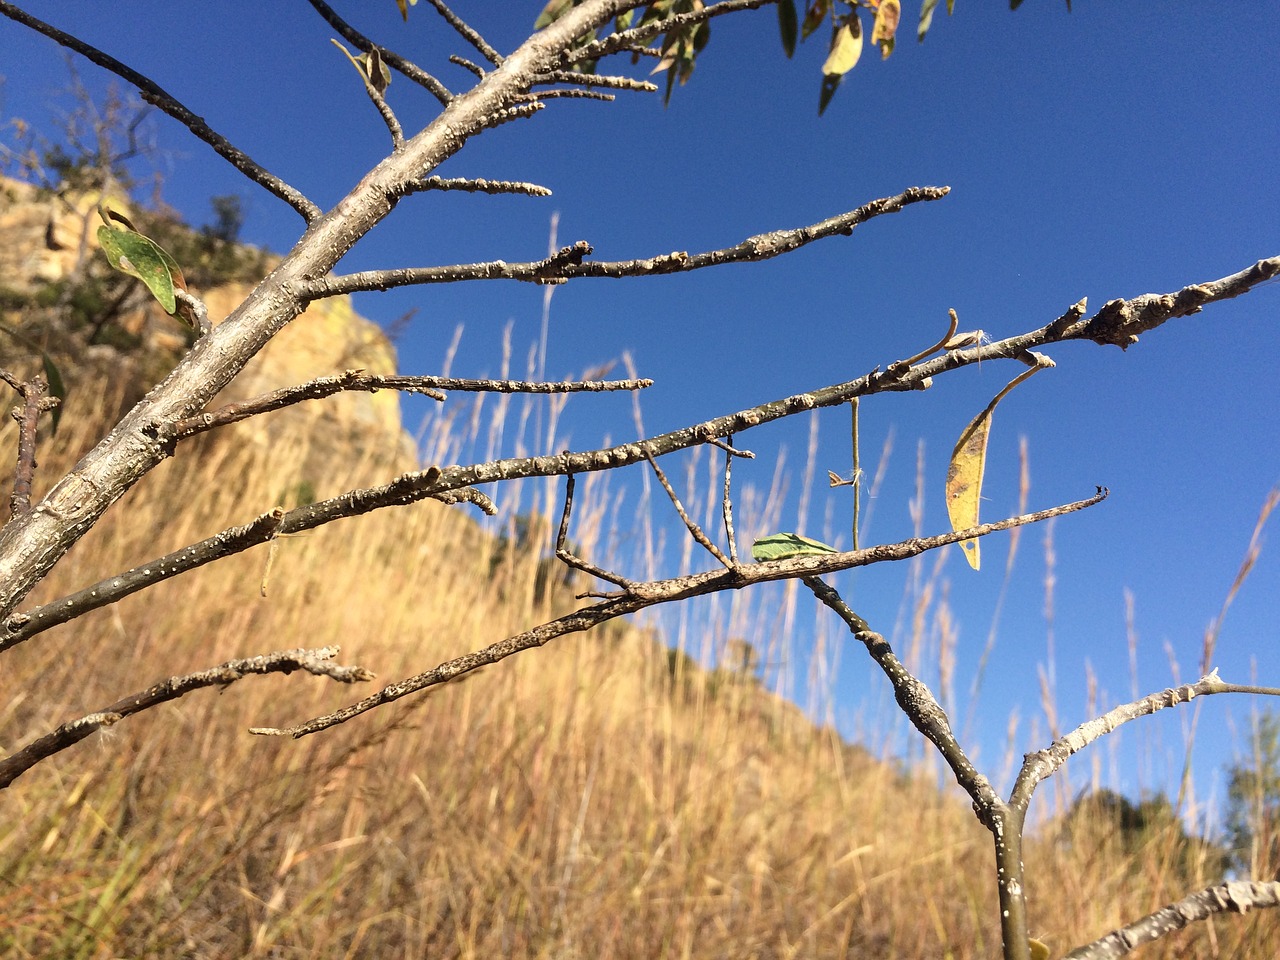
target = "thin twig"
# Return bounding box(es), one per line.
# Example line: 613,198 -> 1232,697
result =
0,646 -> 373,789
165,371 -> 650,442
644,449 -> 731,569
331,40 -> 404,149
299,187 -> 951,298
417,176 -> 552,197
1,371 -> 58,517
449,55 -> 485,79
534,70 -> 658,93
721,436 -> 738,564
554,473 -> 635,590
305,0 -> 452,104
0,1 -> 321,222
253,490 -> 1104,739
573,0 -> 775,63
425,0 -> 503,66
1010,669 -> 1280,811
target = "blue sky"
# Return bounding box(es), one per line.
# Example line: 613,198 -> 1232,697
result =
3,3 -> 1278,826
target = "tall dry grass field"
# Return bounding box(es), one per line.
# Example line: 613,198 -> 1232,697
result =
1,371 -> 1274,959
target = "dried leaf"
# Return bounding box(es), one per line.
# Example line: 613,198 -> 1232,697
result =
395,0 -> 417,21
822,18 -> 863,76
945,364 -> 1044,570
872,0 -> 900,58
751,532 -> 839,562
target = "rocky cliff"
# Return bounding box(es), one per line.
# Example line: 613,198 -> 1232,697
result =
0,176 -> 416,482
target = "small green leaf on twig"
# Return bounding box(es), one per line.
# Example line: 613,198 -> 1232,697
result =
777,0 -> 798,57
96,208 -> 186,318
751,532 -> 840,562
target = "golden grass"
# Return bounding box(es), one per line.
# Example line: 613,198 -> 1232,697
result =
0,371 -> 1275,959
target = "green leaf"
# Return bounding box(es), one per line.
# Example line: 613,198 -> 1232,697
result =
751,532 -> 839,562
96,222 -> 185,317
777,0 -> 798,58
40,352 -> 66,435
802,0 -> 830,40
918,0 -> 939,41
0,323 -> 67,436
536,0 -> 577,30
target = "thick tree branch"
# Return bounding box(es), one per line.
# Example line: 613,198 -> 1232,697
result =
0,0 -> 642,621
0,646 -> 372,789
297,186 -> 950,298
1064,881 -> 1280,960
305,0 -> 453,105
0,2 -> 322,222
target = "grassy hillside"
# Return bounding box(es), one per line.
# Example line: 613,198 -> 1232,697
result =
0,181 -> 1273,960
2,367 -> 1273,959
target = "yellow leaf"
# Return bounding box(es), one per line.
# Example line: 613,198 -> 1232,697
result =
873,0 -> 900,59
945,364 -> 1045,571
1029,938 -> 1051,960
946,403 -> 992,570
822,18 -> 863,77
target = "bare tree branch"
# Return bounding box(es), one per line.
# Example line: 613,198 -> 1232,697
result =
252,489 -> 1104,739
1010,670 -> 1280,810
573,0 -> 776,63
0,646 -> 372,789
298,186 -> 951,298
425,0 -> 504,67
417,175 -> 552,197
1,371 -> 58,517
533,70 -> 658,93
0,1 -> 322,222
305,0 -> 453,105
1064,881 -> 1280,960
0,466 -> 505,651
163,371 -> 650,442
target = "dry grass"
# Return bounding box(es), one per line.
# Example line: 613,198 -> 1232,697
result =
1,367 -> 1276,959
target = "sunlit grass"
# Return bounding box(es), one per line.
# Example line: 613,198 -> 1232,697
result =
0,358 -> 1274,959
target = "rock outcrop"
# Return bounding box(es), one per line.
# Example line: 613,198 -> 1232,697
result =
0,176 -> 417,482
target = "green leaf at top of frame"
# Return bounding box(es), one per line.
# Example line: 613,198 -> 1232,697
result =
751,532 -> 840,562
777,0 -> 798,58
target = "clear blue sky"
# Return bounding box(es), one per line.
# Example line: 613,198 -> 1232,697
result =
3,3 -> 1278,826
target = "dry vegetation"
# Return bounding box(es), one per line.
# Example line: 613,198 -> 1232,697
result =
0,362 -> 1275,958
